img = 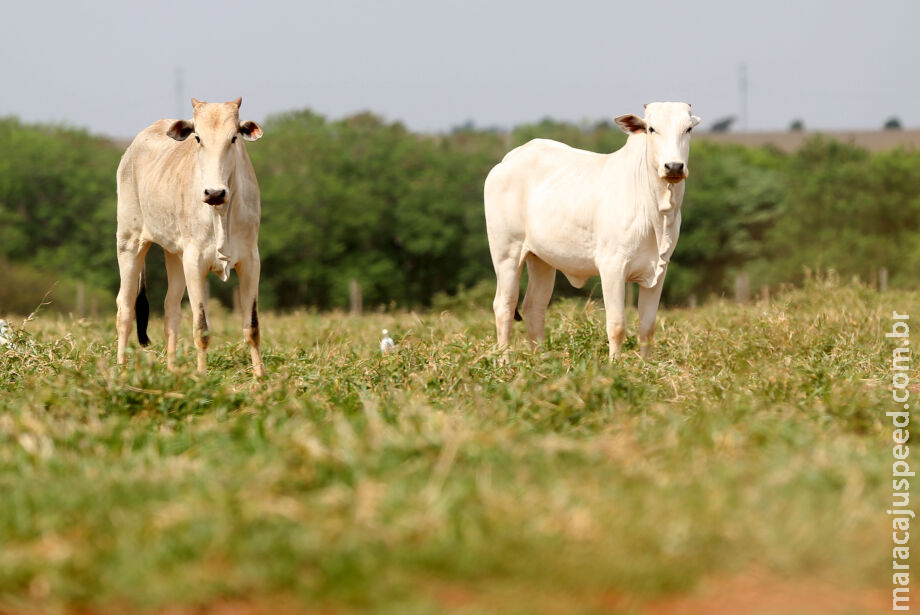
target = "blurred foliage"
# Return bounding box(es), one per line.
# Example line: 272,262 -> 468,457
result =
0,257 -> 109,317
0,118 -> 120,291
1,112 -> 918,314
250,110 -> 501,309
748,139 -> 920,290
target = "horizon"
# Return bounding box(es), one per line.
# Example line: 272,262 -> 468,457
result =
5,104 -> 916,143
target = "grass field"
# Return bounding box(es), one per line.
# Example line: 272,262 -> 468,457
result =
0,276 -> 905,614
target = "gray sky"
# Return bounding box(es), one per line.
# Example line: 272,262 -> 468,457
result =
3,0 -> 918,138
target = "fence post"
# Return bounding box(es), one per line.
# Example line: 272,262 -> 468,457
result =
879,267 -> 888,292
349,278 -> 363,316
760,284 -> 770,303
688,294 -> 698,309
76,282 -> 85,318
734,272 -> 750,304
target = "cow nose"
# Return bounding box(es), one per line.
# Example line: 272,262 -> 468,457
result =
664,162 -> 685,175
203,188 -> 226,204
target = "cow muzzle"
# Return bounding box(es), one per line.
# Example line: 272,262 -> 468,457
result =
662,162 -> 686,183
203,188 -> 227,205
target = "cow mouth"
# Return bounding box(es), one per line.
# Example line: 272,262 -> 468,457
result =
204,196 -> 226,206
663,174 -> 685,184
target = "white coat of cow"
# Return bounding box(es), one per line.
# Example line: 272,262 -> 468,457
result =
484,102 -> 701,358
115,97 -> 266,377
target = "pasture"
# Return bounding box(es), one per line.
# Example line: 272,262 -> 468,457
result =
0,277 -> 900,614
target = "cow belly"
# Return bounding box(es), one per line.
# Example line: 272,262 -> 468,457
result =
528,242 -> 597,280
141,227 -> 183,255
524,207 -> 597,277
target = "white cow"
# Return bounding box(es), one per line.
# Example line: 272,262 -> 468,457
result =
484,102 -> 701,358
115,97 -> 266,377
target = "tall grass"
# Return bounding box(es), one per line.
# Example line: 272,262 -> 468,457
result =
0,277 -> 904,614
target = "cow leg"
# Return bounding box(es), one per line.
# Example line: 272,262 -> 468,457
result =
115,241 -> 149,366
521,254 -> 555,349
599,264 -> 628,359
182,253 -> 210,374
163,251 -> 186,372
236,256 -> 266,378
492,257 -> 523,348
638,265 -> 668,359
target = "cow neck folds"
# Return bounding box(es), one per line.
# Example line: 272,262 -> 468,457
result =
639,134 -> 681,287
210,178 -> 233,282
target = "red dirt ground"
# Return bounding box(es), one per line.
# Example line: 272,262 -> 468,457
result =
636,570 -> 887,615
429,569 -> 888,615
4,570 -> 890,615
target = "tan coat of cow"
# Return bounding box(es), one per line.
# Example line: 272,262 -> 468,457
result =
115,97 -> 266,377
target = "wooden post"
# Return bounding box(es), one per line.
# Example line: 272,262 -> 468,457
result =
760,284 -> 770,303
76,282 -> 85,318
349,278 -> 363,316
688,294 -> 698,309
879,267 -> 889,292
734,272 -> 750,304
91,295 -> 99,320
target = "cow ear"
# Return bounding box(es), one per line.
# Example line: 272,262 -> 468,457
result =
231,97 -> 242,109
690,115 -> 702,128
239,120 -> 263,142
167,119 -> 194,141
615,114 -> 647,135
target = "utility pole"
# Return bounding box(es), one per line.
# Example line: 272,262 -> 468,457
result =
174,67 -> 184,119
739,63 -> 748,131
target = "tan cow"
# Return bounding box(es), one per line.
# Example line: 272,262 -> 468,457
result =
115,97 -> 266,377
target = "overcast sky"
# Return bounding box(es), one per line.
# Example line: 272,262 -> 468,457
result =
3,0 -> 918,138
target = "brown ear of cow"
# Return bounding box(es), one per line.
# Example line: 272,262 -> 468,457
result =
614,114 -> 647,135
167,119 -> 195,141
191,97 -> 204,108
239,120 -> 263,141
231,97 -> 242,109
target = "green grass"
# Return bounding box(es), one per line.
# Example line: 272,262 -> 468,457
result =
0,277 -> 905,614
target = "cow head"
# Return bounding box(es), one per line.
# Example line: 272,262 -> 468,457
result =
167,97 -> 263,206
615,102 -> 701,184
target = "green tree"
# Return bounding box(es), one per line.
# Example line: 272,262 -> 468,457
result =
0,118 -> 121,301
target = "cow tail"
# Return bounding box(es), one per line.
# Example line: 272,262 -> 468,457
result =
136,264 -> 150,347
514,308 -> 523,322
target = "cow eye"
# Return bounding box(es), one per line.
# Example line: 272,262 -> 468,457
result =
231,136 -> 237,144
194,135 -> 201,143
686,127 -> 692,133
648,127 -> 656,134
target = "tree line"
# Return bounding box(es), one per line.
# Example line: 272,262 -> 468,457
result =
1,112 -> 918,314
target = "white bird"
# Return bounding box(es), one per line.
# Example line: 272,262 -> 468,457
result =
0,320 -> 13,349
380,329 -> 396,354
